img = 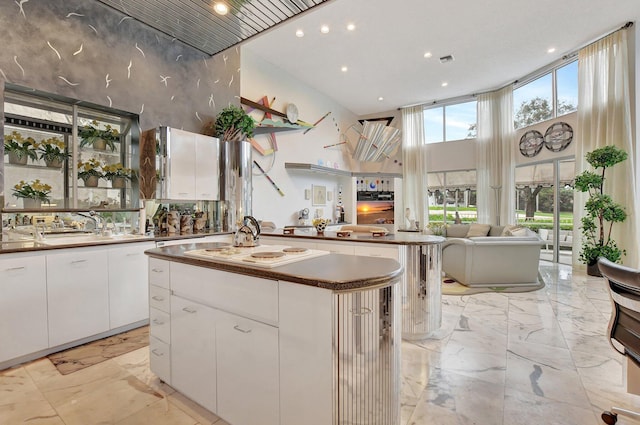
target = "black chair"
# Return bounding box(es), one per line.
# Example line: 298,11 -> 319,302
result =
598,258 -> 640,425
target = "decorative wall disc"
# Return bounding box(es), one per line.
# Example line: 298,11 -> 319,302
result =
544,122 -> 573,152
519,130 -> 544,157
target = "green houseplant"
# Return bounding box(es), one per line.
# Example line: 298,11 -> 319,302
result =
213,105 -> 255,142
4,131 -> 38,165
103,162 -> 133,188
12,179 -> 52,208
77,158 -> 104,187
37,136 -> 69,168
574,145 -> 628,275
79,120 -> 120,151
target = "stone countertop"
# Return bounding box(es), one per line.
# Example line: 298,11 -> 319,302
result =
145,242 -> 403,292
0,231 -> 231,254
262,229 -> 445,245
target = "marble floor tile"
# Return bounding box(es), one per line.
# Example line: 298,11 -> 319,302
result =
115,398 -> 198,425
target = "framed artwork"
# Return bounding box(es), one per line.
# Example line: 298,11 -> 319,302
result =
312,185 -> 327,206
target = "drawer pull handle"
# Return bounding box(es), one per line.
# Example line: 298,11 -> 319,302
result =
183,307 -> 197,314
4,266 -> 26,272
71,259 -> 87,264
151,268 -> 164,273
233,325 -> 252,334
151,348 -> 164,357
152,318 -> 165,325
151,295 -> 165,301
126,253 -> 140,257
350,307 -> 373,316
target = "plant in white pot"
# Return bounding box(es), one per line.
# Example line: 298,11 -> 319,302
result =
574,145 -> 628,276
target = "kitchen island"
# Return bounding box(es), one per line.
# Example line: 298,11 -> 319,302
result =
261,228 -> 445,340
145,242 -> 403,425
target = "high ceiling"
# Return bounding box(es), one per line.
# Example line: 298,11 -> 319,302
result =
243,0 -> 640,115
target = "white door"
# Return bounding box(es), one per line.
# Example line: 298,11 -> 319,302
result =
195,134 -> 219,200
0,253 -> 48,363
216,310 -> 279,425
46,247 -> 110,347
108,242 -> 155,329
168,128 -> 196,199
170,295 -> 217,412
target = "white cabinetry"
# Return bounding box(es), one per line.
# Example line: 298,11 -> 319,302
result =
0,253 -> 48,364
354,243 -> 398,260
46,247 -> 110,347
148,258 -> 171,383
108,242 -> 155,329
216,310 -> 279,425
170,295 -> 217,413
165,127 -> 219,200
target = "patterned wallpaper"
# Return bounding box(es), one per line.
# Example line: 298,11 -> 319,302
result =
0,0 -> 240,196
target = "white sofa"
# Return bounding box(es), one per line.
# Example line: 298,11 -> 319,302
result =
441,224 -> 544,287
538,228 -> 573,250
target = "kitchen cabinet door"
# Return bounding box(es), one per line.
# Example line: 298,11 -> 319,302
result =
170,295 -> 217,413
195,133 -> 219,200
167,128 -> 196,200
108,242 -> 155,329
46,247 -> 110,347
0,253 -> 48,364
216,310 -> 279,425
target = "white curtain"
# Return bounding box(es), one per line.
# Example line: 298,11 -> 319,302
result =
476,86 -> 515,225
575,29 -> 639,268
401,106 -> 428,230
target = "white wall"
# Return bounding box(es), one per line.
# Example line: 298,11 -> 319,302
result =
241,49 -> 359,227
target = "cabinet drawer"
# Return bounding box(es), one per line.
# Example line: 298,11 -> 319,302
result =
149,258 -> 170,289
150,308 -> 170,343
317,240 -> 354,255
354,245 -> 398,260
149,336 -> 171,383
171,263 -> 278,325
150,285 -> 170,313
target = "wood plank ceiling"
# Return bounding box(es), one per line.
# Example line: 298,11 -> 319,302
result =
96,0 -> 330,56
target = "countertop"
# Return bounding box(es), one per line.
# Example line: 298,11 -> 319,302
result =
145,242 -> 404,292
262,229 -> 445,245
0,231 -> 231,254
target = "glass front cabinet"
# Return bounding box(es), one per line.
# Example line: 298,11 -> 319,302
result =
2,85 -> 140,211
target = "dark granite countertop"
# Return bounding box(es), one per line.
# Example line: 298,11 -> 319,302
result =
145,242 -> 403,292
0,231 -> 231,254
262,229 -> 445,245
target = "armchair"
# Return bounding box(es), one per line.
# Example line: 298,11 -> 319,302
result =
598,258 -> 640,425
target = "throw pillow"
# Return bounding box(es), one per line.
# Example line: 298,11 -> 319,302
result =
466,223 -> 491,237
504,226 -> 529,237
501,225 -> 523,236
446,224 -> 470,238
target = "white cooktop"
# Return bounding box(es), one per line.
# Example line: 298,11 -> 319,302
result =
184,244 -> 330,268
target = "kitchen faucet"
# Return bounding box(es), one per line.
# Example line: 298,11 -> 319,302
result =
77,210 -> 103,234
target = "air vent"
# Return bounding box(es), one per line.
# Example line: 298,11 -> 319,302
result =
439,55 -> 455,63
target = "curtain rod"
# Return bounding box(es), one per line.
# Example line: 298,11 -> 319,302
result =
399,21 -> 635,111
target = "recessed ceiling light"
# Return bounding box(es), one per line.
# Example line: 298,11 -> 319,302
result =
295,29 -> 304,38
547,47 -> 556,53
347,23 -> 356,31
424,52 -> 432,58
378,97 -> 384,101
213,2 -> 228,15
320,25 -> 330,34
441,82 -> 448,87
341,66 -> 348,72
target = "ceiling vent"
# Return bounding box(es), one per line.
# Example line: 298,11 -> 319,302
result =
439,55 -> 455,63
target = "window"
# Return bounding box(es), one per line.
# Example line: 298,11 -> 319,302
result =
513,60 -> 578,129
427,170 -> 477,223
423,100 -> 477,143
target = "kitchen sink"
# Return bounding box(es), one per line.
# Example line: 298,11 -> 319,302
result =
36,233 -> 150,246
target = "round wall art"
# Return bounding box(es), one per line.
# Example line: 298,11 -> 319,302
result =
519,130 -> 544,157
544,122 -> 573,152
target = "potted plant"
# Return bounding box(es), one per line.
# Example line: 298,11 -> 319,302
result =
78,120 -> 120,151
574,145 -> 628,276
36,136 -> 69,168
4,131 -> 38,165
213,105 -> 255,142
12,179 -> 52,208
103,162 -> 133,188
77,158 -> 104,187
